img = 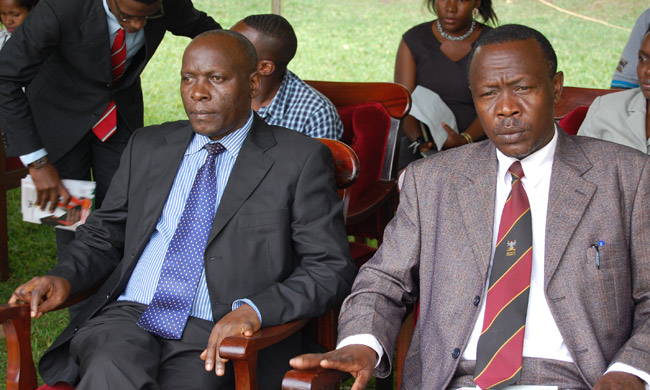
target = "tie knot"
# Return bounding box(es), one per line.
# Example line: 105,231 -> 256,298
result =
205,142 -> 225,156
508,161 -> 525,182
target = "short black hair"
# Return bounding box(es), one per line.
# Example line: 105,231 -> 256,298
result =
425,0 -> 498,25
241,14 -> 297,69
193,30 -> 258,73
467,24 -> 557,78
14,0 -> 39,10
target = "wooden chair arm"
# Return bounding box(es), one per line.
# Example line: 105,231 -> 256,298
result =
2,285 -> 99,390
1,303 -> 38,390
282,367 -> 350,390
347,180 -> 398,225
219,319 -> 309,390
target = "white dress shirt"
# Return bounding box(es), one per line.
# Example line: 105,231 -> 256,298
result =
339,128 -> 650,388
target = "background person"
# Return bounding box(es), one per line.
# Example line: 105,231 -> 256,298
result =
611,8 -> 650,89
0,0 -> 220,271
231,14 -> 343,140
395,0 -> 497,169
579,28 -> 650,153
0,0 -> 37,48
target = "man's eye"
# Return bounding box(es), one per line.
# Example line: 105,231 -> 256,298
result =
210,75 -> 222,82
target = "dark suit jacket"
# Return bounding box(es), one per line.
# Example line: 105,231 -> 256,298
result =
0,0 -> 220,162
38,115 -> 357,385
338,130 -> 650,389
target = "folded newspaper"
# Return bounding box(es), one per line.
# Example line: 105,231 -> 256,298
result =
21,175 -> 95,231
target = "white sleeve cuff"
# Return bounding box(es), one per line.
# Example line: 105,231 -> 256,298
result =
231,298 -> 262,326
337,334 -> 384,368
19,148 -> 47,165
606,362 -> 650,390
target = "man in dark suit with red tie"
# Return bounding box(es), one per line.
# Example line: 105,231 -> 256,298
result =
0,0 -> 220,258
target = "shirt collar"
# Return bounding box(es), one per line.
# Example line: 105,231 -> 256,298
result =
103,0 -> 122,36
495,125 -> 558,189
256,70 -> 294,121
185,111 -> 254,159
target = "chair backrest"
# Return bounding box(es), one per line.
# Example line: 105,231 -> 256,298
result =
554,86 -> 619,120
306,81 -> 411,183
316,138 -> 359,224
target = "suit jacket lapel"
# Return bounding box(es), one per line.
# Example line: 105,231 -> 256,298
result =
206,115 -> 276,244
626,91 -> 647,148
544,131 -> 596,287
81,0 -> 112,83
455,142 -> 498,280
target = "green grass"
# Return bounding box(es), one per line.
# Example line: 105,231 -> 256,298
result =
1,0 -> 646,387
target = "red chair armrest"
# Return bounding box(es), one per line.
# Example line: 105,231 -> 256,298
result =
347,180 -> 397,224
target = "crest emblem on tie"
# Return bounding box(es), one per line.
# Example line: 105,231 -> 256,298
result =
506,240 -> 517,256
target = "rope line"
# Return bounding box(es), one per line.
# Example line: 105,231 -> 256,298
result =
537,0 -> 631,32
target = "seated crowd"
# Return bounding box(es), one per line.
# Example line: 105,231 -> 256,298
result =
1,1 -> 650,390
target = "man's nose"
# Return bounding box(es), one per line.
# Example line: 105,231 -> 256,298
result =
496,90 -> 521,117
127,18 -> 147,32
191,81 -> 210,101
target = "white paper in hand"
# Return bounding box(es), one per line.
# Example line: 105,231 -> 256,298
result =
409,85 -> 458,151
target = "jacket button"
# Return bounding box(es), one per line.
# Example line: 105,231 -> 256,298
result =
106,293 -> 110,299
474,296 -> 481,306
105,83 -> 111,88
73,327 -> 78,333
452,348 -> 460,359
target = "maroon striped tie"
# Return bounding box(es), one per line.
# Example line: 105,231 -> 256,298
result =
474,161 -> 532,389
92,28 -> 126,142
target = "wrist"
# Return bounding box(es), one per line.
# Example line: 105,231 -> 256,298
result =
460,132 -> 473,144
28,155 -> 49,169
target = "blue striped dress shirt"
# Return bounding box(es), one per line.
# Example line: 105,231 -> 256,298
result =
119,113 -> 255,322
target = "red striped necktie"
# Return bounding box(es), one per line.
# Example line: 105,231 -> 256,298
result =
92,28 -> 126,142
474,161 -> 532,389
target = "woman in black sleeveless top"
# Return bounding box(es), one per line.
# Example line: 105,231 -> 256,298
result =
396,0 -> 498,169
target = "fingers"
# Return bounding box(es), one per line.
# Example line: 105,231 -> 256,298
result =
289,353 -> 328,369
350,371 -> 372,390
47,187 -> 60,213
58,185 -> 71,209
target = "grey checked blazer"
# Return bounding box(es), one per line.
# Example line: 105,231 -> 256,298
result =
338,130 -> 650,389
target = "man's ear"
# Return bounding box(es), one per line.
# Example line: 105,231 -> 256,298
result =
552,70 -> 564,104
250,71 -> 261,99
257,60 -> 275,77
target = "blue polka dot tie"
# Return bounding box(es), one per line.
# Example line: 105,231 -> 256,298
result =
137,142 -> 225,339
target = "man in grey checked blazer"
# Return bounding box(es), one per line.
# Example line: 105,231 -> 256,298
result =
290,25 -> 650,390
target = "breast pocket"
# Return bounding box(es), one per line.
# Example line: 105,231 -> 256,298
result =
238,209 -> 289,229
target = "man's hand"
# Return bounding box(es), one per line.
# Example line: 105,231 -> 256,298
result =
29,161 -> 70,212
594,372 -> 645,390
289,344 -> 377,390
441,122 -> 465,149
200,304 -> 261,376
8,276 -> 71,318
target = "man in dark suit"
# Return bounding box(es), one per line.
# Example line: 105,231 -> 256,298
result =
9,30 -> 356,389
290,25 -> 650,390
0,0 -> 220,258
